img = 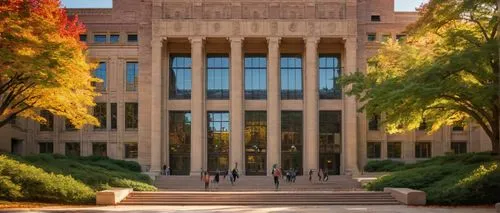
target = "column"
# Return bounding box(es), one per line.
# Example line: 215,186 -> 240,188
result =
267,37 -> 281,176
230,37 -> 244,173
190,37 -> 205,175
304,37 -> 319,173
150,37 -> 165,173
343,37 -> 359,175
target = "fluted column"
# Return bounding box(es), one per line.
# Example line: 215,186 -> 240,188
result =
190,37 -> 205,175
267,37 -> 281,176
230,37 -> 244,173
304,37 -> 319,174
150,37 -> 165,173
344,37 -> 359,175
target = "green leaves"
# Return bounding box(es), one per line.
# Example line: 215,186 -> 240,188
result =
339,0 -> 500,151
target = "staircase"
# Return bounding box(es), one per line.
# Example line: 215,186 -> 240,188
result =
118,176 -> 399,205
154,175 -> 363,191
120,191 -> 400,205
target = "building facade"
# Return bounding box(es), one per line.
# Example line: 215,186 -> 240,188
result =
0,0 -> 492,176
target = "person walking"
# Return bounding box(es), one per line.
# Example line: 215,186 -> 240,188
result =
318,168 -> 323,182
203,171 -> 210,191
214,170 -> 220,189
308,169 -> 313,183
231,167 -> 239,183
200,168 -> 204,181
162,164 -> 167,176
323,169 -> 329,182
272,166 -> 282,191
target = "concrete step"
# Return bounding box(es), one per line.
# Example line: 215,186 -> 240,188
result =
119,192 -> 400,205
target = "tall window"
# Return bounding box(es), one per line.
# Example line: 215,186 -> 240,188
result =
92,142 -> 107,157
245,111 -> 267,175
387,142 -> 402,158
207,112 -> 230,171
206,55 -> 230,100
319,111 -> 342,175
368,114 -> 380,131
65,142 -> 80,157
169,55 -> 192,99
39,110 -> 54,131
319,55 -> 342,99
111,103 -> 117,130
39,142 -> 53,154
94,103 -> 107,130
244,55 -> 267,100
415,142 -> 431,158
169,111 -> 191,175
126,62 -> 139,91
94,62 -> 107,91
367,142 -> 381,159
124,143 -> 138,158
125,103 -> 138,129
281,111 -> 303,174
280,55 -> 303,99
451,142 -> 467,154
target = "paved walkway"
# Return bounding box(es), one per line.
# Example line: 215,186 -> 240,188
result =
2,205 -> 495,213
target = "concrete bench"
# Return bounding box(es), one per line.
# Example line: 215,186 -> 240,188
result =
96,188 -> 133,205
384,187 -> 426,205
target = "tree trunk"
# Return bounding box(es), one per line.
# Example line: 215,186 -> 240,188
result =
493,131 -> 500,155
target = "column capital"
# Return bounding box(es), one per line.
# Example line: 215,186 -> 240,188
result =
343,37 -> 357,47
228,37 -> 244,43
266,37 -> 281,44
151,37 -> 166,46
189,36 -> 205,44
304,37 -> 320,45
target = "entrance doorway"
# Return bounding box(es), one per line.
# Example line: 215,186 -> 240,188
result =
319,111 -> 342,175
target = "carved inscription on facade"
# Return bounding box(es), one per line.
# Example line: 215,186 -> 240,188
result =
159,1 -> 346,20
164,3 -> 191,19
242,4 -> 268,19
203,3 -> 231,19
317,3 -> 345,19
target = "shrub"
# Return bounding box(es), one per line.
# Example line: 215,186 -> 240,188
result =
365,153 -> 500,205
364,160 -> 405,172
111,178 -> 158,191
0,155 -> 95,203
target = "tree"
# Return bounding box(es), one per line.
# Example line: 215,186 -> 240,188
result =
339,0 -> 500,154
0,0 -> 99,128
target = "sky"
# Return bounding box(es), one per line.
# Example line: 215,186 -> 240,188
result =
60,0 -> 429,11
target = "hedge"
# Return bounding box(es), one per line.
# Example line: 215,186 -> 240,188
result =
365,153 -> 500,205
0,154 -> 157,204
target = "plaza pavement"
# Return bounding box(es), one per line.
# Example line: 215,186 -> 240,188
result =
1,205 -> 495,213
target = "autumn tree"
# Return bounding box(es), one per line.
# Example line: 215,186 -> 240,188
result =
0,0 -> 99,128
339,0 -> 500,154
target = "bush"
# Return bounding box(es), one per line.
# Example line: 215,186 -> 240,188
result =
21,154 -> 154,189
0,155 -> 95,203
364,160 -> 405,172
0,154 -> 157,204
365,153 -> 500,205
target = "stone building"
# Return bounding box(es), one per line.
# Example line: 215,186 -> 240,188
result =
0,0 -> 492,176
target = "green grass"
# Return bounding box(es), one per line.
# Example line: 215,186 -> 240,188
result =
365,152 -> 500,205
0,154 -> 157,204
